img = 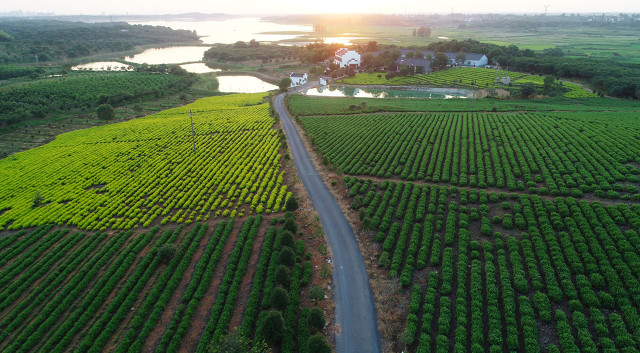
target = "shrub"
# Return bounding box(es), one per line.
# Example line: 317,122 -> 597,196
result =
278,247 -> 296,267
270,287 -> 289,311
307,307 -> 326,332
158,244 -> 176,264
309,286 -> 325,304
275,265 -> 290,287
307,334 -> 331,353
285,195 -> 299,211
261,311 -> 285,345
96,103 -> 115,120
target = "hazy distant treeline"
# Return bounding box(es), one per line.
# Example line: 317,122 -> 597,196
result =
0,19 -> 200,64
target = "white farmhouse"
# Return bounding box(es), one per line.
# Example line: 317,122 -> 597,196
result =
445,52 -> 489,67
334,48 -> 361,68
289,72 -> 308,87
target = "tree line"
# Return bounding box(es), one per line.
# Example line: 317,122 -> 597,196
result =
0,19 -> 200,64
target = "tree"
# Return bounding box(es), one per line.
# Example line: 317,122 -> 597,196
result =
431,52 -> 450,71
543,75 -> 556,92
520,82 -> 537,98
279,230 -> 296,249
275,265 -> 290,287
366,41 -> 378,52
285,195 -> 299,211
96,104 -> 115,120
158,244 -> 176,264
261,311 -> 285,346
307,335 -> 331,353
32,191 -> 44,208
278,77 -> 292,92
283,217 -> 298,234
309,286 -> 326,304
455,52 -> 467,65
270,287 -> 289,311
278,246 -> 296,267
209,328 -> 270,353
307,307 -> 326,332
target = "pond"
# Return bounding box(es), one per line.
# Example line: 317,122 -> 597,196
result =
179,63 -> 222,73
216,75 -> 278,93
125,46 -> 211,65
302,86 -> 470,99
71,61 -> 134,71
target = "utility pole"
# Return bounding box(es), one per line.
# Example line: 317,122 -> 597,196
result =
190,109 -> 196,153
541,5 -> 550,31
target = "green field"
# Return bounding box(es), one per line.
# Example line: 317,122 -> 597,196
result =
286,94 -> 640,116
0,92 -> 331,353
0,94 -> 290,231
0,71 -> 196,126
298,94 -> 640,351
337,68 -> 528,88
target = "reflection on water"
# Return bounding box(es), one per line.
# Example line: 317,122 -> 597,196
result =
217,75 -> 278,93
179,63 -> 222,73
71,61 -> 134,71
129,18 -> 312,44
303,86 -> 469,99
304,37 -> 367,46
125,46 -> 210,65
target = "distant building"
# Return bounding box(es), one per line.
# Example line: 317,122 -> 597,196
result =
447,53 -> 489,67
290,72 -> 308,87
395,57 -> 431,74
382,49 -> 487,68
334,48 -> 361,68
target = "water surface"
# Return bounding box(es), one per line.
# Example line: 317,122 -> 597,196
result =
125,46 -> 210,65
302,85 -> 469,99
71,61 -> 134,71
129,18 -> 313,44
217,75 -> 277,93
179,63 -> 222,73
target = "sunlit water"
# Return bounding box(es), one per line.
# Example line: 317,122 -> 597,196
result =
129,18 -> 313,44
302,86 -> 469,99
179,63 -> 222,73
216,76 -> 278,93
125,46 -> 211,65
71,61 -> 134,71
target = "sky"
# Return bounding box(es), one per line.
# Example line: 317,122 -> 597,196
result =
2,0 -> 639,16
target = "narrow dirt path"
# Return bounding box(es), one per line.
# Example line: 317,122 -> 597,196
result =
275,93 -> 382,353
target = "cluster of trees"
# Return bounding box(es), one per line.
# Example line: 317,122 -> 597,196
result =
426,38 -> 640,98
412,26 -> 431,37
0,67 -> 196,127
204,41 -> 298,63
0,19 -> 200,64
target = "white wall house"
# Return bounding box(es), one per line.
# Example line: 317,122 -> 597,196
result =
334,48 -> 361,68
290,72 -> 308,87
446,53 -> 489,67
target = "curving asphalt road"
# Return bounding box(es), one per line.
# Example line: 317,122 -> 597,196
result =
274,93 -> 382,353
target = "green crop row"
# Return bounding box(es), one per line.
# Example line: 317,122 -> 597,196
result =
302,112 -> 640,201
